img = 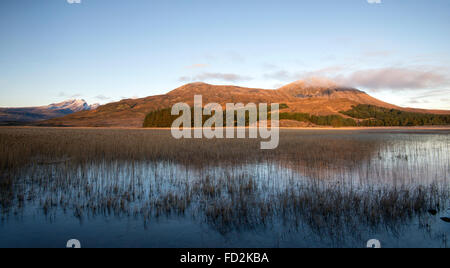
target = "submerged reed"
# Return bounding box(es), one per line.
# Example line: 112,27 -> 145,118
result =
0,127 -> 449,244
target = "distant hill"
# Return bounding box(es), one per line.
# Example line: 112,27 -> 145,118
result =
37,81 -> 450,128
0,99 -> 99,125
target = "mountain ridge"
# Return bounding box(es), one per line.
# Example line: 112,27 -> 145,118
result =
36,81 -> 450,128
0,99 -> 99,125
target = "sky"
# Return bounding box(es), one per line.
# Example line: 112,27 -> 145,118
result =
0,0 -> 449,109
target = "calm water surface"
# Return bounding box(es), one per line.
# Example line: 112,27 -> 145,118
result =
0,129 -> 449,248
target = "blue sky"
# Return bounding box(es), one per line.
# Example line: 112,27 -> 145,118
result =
1,0 -> 449,109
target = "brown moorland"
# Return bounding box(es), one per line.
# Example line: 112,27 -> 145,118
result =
38,80 -> 450,128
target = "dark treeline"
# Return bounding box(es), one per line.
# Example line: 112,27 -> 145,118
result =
143,108 -> 236,128
143,104 -> 450,128
143,104 -> 290,128
143,108 -> 181,128
341,105 -> 450,126
143,105 -> 287,128
279,113 -> 357,127
143,108 -> 357,128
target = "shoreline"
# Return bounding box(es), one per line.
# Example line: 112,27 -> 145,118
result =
1,126 -> 450,131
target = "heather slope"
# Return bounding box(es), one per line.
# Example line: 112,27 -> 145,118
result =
39,81 -> 450,128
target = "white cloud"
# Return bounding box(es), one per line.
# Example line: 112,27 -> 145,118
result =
263,66 -> 450,91
58,92 -> 83,98
334,68 -> 448,91
186,64 -> 209,69
67,0 -> 81,4
179,72 -> 253,83
95,95 -> 111,101
263,66 -> 346,82
367,0 -> 381,4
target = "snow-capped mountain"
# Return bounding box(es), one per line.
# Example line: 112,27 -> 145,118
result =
46,99 -> 99,113
0,99 -> 100,125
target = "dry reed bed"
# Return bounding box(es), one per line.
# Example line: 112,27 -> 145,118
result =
0,127 -> 449,240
